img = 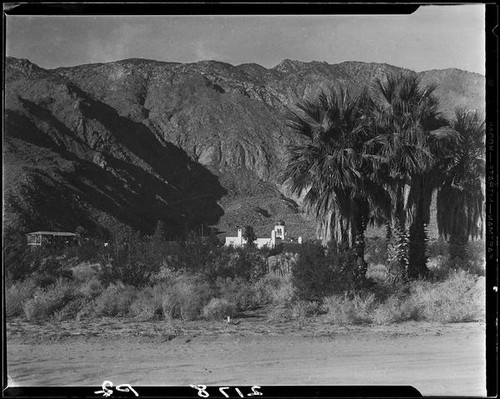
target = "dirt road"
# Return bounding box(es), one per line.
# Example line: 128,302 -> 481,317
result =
7,320 -> 485,396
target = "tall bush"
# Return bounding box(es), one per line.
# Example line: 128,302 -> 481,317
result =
93,283 -> 137,317
161,275 -> 215,321
292,242 -> 335,301
99,231 -> 163,287
4,229 -> 33,282
292,242 -> 362,301
22,278 -> 75,321
129,283 -> 169,320
6,278 -> 37,317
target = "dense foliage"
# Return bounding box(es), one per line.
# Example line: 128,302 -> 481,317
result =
4,70 -> 486,326
282,72 -> 484,281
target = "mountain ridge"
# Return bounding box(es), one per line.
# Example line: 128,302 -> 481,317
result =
4,56 -> 485,240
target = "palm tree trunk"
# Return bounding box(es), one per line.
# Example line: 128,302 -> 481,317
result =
395,220 -> 409,278
408,209 -> 429,279
385,220 -> 392,241
408,175 -> 430,279
387,184 -> 409,281
449,207 -> 468,261
351,200 -> 368,282
353,221 -> 367,281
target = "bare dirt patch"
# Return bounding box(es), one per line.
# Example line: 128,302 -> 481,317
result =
7,312 -> 485,396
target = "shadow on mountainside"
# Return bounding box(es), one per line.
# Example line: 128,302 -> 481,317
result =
4,91 -> 227,237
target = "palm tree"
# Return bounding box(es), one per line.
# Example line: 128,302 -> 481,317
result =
368,71 -> 454,279
437,108 -> 485,260
282,85 -> 389,279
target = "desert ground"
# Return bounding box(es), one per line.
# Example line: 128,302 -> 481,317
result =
7,312 -> 486,397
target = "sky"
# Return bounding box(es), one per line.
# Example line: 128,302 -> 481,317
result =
5,5 -> 485,74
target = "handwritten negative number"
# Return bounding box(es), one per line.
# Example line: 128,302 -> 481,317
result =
190,384 -> 210,398
95,381 -> 139,397
249,386 -> 263,396
192,385 -> 262,398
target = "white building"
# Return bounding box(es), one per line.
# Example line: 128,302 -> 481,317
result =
225,223 -> 292,249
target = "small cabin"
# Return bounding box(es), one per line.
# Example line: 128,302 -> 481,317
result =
26,231 -> 79,247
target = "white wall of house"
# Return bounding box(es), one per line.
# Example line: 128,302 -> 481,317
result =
225,228 -> 244,247
225,225 -> 282,248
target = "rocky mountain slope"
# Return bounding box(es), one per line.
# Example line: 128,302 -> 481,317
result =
4,57 -> 485,240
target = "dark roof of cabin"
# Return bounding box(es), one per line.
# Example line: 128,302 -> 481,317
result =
27,231 -> 77,237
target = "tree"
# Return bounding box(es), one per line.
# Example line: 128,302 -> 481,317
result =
242,225 -> 257,247
99,230 -> 162,287
282,85 -> 390,280
368,71 -> 455,279
437,108 -> 485,260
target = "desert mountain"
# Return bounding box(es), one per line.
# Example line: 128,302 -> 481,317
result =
4,57 -> 485,240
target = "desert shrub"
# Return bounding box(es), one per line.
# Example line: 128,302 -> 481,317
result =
467,240 -> 485,263
94,283 -> 137,317
216,277 -> 260,311
71,262 -> 101,282
168,235 -> 224,275
409,270 -> 484,322
324,293 -> 376,325
267,304 -> 292,322
370,295 -> 421,324
167,237 -> 208,273
78,277 -> 105,299
463,258 -> 486,277
364,237 -> 388,266
252,273 -> 296,309
167,238 -> 267,282
268,299 -> 321,322
292,242 -> 333,301
446,255 -> 485,277
427,254 -> 448,276
427,238 -> 449,259
129,283 -> 170,321
267,274 -> 295,306
5,243 -> 73,287
162,275 -> 215,321
53,296 -> 90,322
250,278 -> 272,306
5,278 -> 37,317
429,254 -> 485,281
267,243 -> 284,256
2,229 -> 64,282
427,239 -> 485,277
30,256 -> 73,287
290,300 -> 322,319
74,300 -> 97,321
76,239 -> 103,263
209,247 -> 268,282
292,242 -> 361,301
22,278 -> 75,321
267,252 -> 298,276
202,298 -> 236,320
149,264 -> 181,284
251,273 -> 292,307
4,236 -> 33,282
363,278 -> 398,302
99,231 -> 163,287
366,263 -> 390,282
353,271 -> 484,325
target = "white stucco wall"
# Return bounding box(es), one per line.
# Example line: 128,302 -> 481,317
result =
224,225 -> 286,249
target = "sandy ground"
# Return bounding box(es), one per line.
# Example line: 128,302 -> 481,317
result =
7,317 -> 486,396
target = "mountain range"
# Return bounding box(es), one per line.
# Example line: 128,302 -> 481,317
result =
4,57 -> 485,240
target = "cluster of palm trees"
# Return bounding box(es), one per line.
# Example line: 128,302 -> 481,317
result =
282,71 -> 485,281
